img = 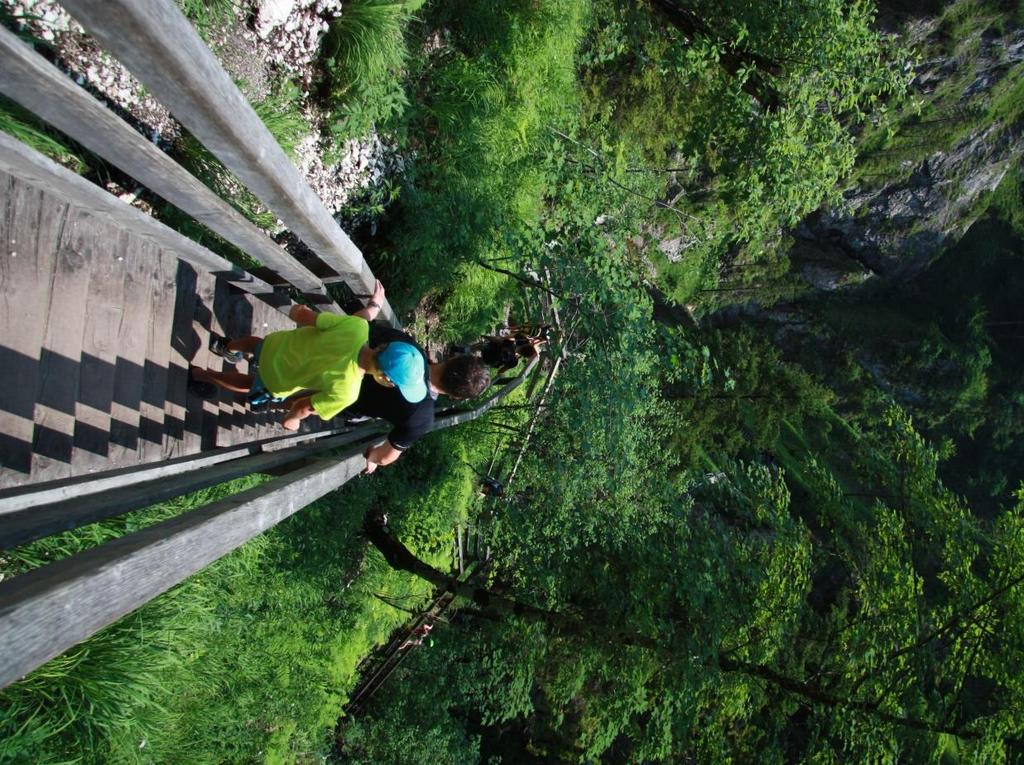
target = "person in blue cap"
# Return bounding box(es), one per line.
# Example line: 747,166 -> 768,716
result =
190,280 -> 428,432
347,323 -> 491,474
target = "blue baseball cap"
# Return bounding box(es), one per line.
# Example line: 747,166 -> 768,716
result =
377,342 -> 428,403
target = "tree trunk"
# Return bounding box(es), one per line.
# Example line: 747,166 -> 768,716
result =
648,0 -> 782,111
363,514 -> 660,651
363,515 -> 983,740
718,656 -> 980,739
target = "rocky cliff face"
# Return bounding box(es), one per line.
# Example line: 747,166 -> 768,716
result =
796,21 -> 1024,284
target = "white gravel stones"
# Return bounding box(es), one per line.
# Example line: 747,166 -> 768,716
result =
256,0 -> 296,37
6,0 -> 178,139
253,0 -> 343,85
295,126 -> 405,215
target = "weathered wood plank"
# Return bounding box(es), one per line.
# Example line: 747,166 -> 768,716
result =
0,174 -> 61,488
151,248 -> 192,460
168,259 -> 203,456
71,228 -> 129,473
56,0 -> 398,326
0,25 -> 336,303
31,208 -> 96,483
137,247 -> 176,464
0,427 -> 383,549
0,425 -> 354,515
0,447 -> 367,690
0,132 -> 293,313
190,269 -> 230,451
106,235 -> 154,468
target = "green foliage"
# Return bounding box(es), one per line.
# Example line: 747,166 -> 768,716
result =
0,95 -> 87,174
8,0 -> 1024,761
576,0 -> 912,290
339,637 -> 482,765
664,325 -> 837,467
320,0 -> 415,140
375,0 -> 589,317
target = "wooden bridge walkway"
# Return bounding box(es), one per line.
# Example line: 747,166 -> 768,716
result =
0,0 -> 538,692
0,172 -> 311,490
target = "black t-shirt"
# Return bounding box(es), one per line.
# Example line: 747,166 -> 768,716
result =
344,324 -> 435,450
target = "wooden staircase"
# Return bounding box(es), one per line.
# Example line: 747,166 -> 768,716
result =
0,171 -> 325,491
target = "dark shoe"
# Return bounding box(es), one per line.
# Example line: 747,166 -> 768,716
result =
188,369 -> 218,399
210,335 -> 244,364
248,390 -> 272,411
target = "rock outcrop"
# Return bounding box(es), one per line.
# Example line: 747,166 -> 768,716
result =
796,22 -> 1024,283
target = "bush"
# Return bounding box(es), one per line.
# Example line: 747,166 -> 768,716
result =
320,0 -> 421,140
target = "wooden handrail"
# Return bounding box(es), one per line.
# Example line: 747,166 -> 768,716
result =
0,428 -> 355,515
0,358 -> 540,689
0,25 -> 336,307
58,0 -> 398,327
0,425 -> 388,549
0,448 -> 367,690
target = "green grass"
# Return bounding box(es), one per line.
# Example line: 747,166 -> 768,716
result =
374,0 -> 590,323
0,475 -> 268,764
0,421 -> 520,762
175,0 -> 235,35
319,0 -> 419,140
0,96 -> 88,174
252,82 -> 311,160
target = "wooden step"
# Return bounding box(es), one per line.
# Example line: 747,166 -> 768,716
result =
105,234 -> 154,469
31,207 -> 95,484
135,245 -> 176,464
0,173 -> 62,489
192,268 -> 226,452
70,227 -> 129,476
158,257 -> 194,460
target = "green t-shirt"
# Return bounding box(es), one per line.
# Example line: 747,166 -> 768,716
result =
257,313 -> 368,420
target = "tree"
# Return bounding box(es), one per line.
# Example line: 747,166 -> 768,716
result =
360,447 -> 1024,761
580,0 -> 912,266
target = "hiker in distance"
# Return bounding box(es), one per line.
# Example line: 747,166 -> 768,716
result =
471,322 -> 551,374
189,280 -> 491,473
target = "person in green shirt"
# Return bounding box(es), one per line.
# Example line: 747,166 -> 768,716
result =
189,281 -> 426,431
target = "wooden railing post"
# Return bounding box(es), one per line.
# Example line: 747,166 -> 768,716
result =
58,0 -> 397,326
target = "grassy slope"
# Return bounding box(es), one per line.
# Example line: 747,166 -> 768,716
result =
0,420 -> 526,763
